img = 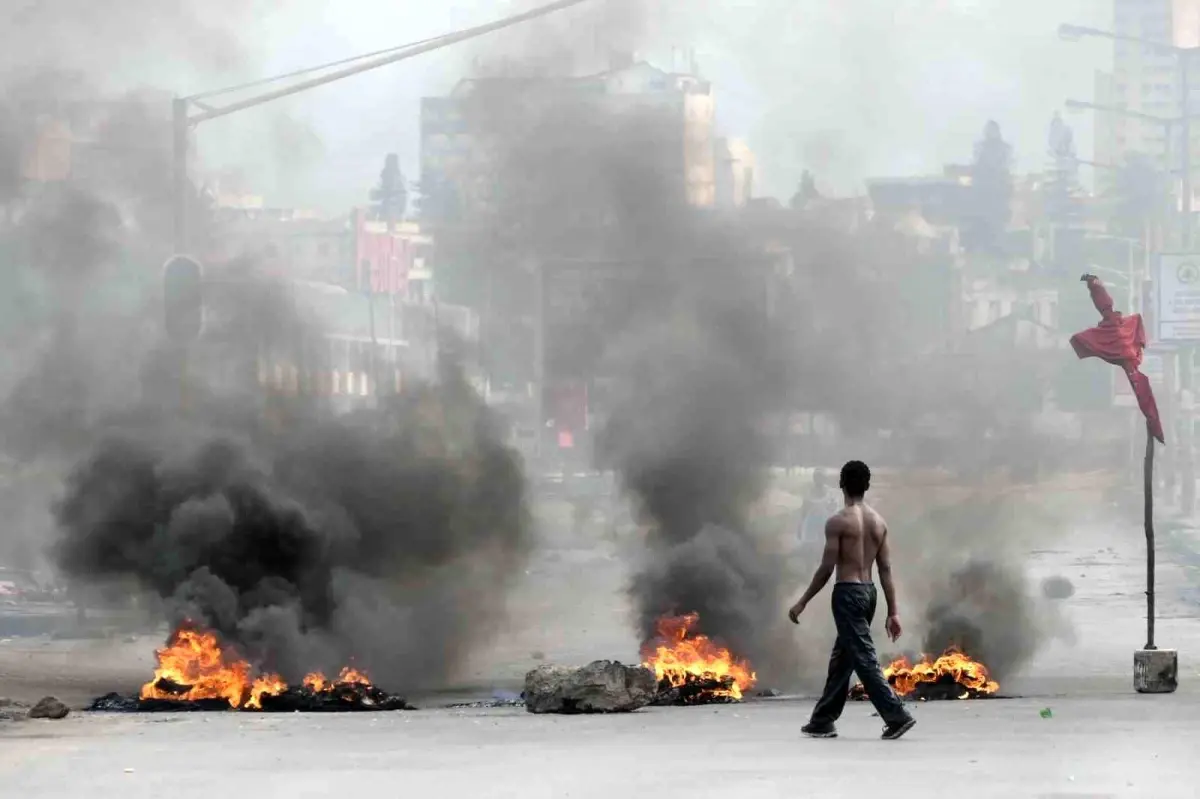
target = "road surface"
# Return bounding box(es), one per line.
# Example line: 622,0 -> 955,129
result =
0,692 -> 1195,798
1,484 -> 1198,797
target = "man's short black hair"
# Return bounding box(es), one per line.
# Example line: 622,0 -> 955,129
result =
840,460 -> 871,498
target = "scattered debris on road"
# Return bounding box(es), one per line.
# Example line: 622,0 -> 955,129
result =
28,696 -> 69,719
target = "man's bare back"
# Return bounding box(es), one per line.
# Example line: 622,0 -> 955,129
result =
788,497 -> 900,641
806,501 -> 899,641
828,503 -> 887,584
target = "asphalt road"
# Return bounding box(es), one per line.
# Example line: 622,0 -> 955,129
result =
2,487 -> 1199,797
0,693 -> 1195,798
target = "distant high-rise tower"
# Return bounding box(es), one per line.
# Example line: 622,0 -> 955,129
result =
1096,1 -> 1200,182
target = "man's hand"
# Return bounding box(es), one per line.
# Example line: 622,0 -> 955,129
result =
788,599 -> 807,625
885,614 -> 902,642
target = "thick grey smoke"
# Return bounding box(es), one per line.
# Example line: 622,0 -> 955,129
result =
438,45 -> 806,681
0,83 -> 164,570
1,2 -> 533,690
453,1 -> 1086,692
920,560 -> 1039,682
878,492 -> 1073,683
1,0 -> 275,79
445,8 -> 1065,688
52,349 -> 532,688
0,0 -> 329,577
0,0 -> 263,462
42,261 -> 532,688
596,261 -> 796,680
434,45 -> 1074,689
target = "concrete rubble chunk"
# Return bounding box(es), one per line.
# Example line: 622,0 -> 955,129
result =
28,696 -> 70,720
524,660 -> 657,714
1134,649 -> 1178,694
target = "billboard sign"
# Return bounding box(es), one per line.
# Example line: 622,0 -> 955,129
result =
1157,253 -> 1200,341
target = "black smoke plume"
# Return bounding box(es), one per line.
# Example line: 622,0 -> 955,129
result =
438,61 -> 802,680
920,559 -> 1038,682
51,298 -> 532,688
597,260 -> 796,678
882,493 -> 1074,684
447,5 -> 1081,689
0,2 -> 533,686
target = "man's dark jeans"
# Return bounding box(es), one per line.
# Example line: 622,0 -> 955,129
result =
810,582 -> 911,727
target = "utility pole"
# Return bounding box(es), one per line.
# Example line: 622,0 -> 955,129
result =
533,259 -> 546,463
172,98 -> 189,253
370,153 -> 405,404
1180,56 -> 1196,514
1165,120 -> 1176,246
368,287 -> 379,404
1184,56 -> 1194,249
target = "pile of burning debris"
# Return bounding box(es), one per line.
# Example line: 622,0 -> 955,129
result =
91,616 -> 993,715
642,613 -> 757,705
90,628 -> 413,713
93,612 -> 760,717
522,611 -> 758,715
850,648 -> 999,702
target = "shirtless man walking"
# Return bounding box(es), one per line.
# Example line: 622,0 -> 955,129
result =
787,460 -> 916,740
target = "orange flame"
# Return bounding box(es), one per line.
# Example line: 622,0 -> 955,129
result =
248,674 -> 288,710
880,648 -> 999,698
641,613 -> 757,700
140,627 -> 373,710
303,667 -> 369,694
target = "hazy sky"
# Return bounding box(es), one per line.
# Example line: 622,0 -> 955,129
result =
166,0 -> 1114,211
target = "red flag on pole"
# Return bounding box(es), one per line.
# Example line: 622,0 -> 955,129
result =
1069,275 -> 1165,443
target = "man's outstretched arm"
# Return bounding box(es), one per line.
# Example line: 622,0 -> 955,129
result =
877,527 -> 902,641
788,517 -> 839,623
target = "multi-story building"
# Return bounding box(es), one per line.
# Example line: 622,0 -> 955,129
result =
204,195 -> 456,411
209,198 -> 437,306
1094,1 -> 1200,203
213,207 -> 353,287
419,59 -> 717,222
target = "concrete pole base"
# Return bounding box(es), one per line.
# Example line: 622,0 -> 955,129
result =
1134,649 -> 1178,693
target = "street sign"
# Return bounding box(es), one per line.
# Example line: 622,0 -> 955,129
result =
1156,253 -> 1200,341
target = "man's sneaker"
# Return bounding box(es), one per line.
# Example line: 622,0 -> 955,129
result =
801,721 -> 837,739
881,717 -> 916,740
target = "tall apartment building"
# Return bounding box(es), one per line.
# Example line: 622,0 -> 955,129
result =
1094,1 -> 1200,199
420,59 -> 716,223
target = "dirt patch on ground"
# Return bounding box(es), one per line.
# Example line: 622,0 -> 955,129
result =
0,636 -> 155,707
